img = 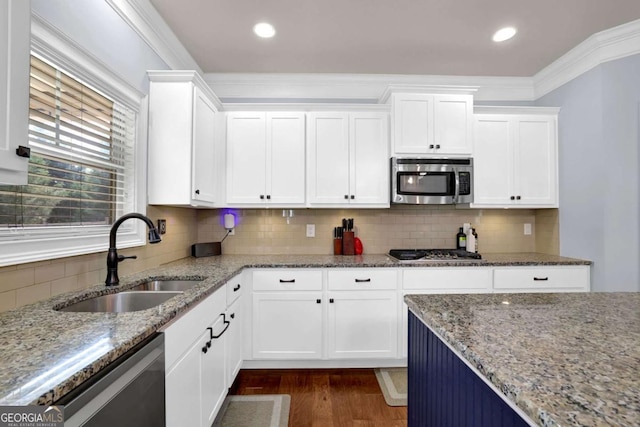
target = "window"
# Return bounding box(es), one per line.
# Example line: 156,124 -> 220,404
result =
0,20 -> 147,267
0,56 -> 135,228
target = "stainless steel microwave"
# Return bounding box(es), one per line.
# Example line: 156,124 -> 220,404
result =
391,157 -> 473,204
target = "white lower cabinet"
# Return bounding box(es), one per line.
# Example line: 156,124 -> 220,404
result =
327,290 -> 398,359
252,291 -> 323,359
163,279 -> 241,427
493,266 -> 590,292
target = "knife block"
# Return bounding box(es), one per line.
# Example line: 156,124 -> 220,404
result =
333,238 -> 343,255
342,231 -> 355,255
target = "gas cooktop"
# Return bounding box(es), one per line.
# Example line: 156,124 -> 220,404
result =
388,248 -> 482,262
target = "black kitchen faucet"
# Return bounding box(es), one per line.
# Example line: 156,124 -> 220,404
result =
105,213 -> 162,286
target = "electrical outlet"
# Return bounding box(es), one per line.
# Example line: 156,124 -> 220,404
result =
306,224 -> 315,238
524,223 -> 532,235
157,219 -> 167,234
228,228 -> 235,235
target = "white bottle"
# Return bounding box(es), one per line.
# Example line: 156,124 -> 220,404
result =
466,226 -> 476,253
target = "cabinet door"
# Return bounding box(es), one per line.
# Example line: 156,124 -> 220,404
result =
191,86 -> 216,204
307,113 -> 350,204
350,113 -> 390,206
227,112 -> 267,204
267,112 -> 306,204
202,314 -> 228,427
327,291 -> 398,359
472,116 -> 514,206
225,298 -> 243,386
0,0 -> 30,185
166,337 -> 202,427
392,93 -> 432,154
515,116 -> 558,206
433,95 -> 472,155
252,292 -> 323,359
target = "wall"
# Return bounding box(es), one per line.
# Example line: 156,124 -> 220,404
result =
537,54 -> 640,292
0,1 -> 199,313
198,206 -> 557,256
0,205 -> 197,312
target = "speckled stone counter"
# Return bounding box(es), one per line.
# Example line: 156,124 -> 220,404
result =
405,292 -> 640,426
0,252 -> 590,407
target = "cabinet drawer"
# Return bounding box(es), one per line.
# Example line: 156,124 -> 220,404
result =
328,269 -> 397,290
226,274 -> 243,306
162,286 -> 226,368
493,266 -> 590,291
403,268 -> 492,292
253,269 -> 322,291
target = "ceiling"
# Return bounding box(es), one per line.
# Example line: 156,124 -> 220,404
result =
148,0 -> 640,77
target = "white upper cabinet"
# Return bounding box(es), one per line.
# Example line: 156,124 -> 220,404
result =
147,71 -> 221,207
473,107 -> 559,208
0,0 -> 30,185
226,112 -> 306,206
307,111 -> 389,207
391,93 -> 472,156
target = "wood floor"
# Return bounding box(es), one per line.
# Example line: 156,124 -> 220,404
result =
229,369 -> 407,427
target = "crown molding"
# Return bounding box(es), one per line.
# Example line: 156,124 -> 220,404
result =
204,73 -> 535,103
533,19 -> 640,99
105,0 -> 201,72
474,106 -> 561,115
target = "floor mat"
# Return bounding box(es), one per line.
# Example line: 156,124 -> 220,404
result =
212,394 -> 291,427
374,367 -> 407,406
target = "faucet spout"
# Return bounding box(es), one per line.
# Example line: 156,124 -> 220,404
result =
106,213 -> 162,286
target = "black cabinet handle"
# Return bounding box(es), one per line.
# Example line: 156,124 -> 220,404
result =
516,195 -> 521,200
233,284 -> 241,292
355,278 -> 371,283
195,189 -> 200,195
279,279 -> 295,283
266,195 -> 271,199
435,144 -> 440,149
429,144 -> 434,149
316,299 -> 321,304
350,195 -> 355,199
260,195 -> 265,199
344,195 -> 349,199
533,277 -> 549,281
510,196 -> 515,200
329,298 -> 334,303
210,314 -> 231,339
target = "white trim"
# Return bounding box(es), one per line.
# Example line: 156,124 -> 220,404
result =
204,73 -> 534,103
147,70 -> 222,110
533,19 -> 640,99
474,106 -> 561,115
105,0 -> 201,72
222,103 -> 390,112
31,13 -> 144,109
0,14 -> 150,268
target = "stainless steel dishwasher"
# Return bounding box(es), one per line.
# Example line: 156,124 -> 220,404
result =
58,334 -> 165,426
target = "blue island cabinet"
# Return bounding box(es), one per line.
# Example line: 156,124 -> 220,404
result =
408,311 -> 533,427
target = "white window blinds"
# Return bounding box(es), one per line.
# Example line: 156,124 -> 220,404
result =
0,55 -> 136,228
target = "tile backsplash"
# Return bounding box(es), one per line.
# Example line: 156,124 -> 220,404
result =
0,206 -> 197,312
198,205 -> 559,256
0,205 -> 559,313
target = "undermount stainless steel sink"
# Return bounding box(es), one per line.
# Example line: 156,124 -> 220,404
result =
130,279 -> 202,292
58,291 -> 183,313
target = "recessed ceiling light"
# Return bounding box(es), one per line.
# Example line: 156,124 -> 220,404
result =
253,22 -> 276,38
492,26 -> 517,42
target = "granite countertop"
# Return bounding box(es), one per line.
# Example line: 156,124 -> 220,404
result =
0,252 -> 590,407
405,292 -> 640,427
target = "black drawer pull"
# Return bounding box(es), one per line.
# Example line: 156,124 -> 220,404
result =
355,278 -> 371,283
533,277 -> 549,281
316,299 -> 321,304
210,314 -> 231,339
233,284 -> 241,292
329,298 -> 334,303
279,279 -> 295,283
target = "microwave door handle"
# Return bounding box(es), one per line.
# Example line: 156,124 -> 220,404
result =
453,170 -> 460,204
